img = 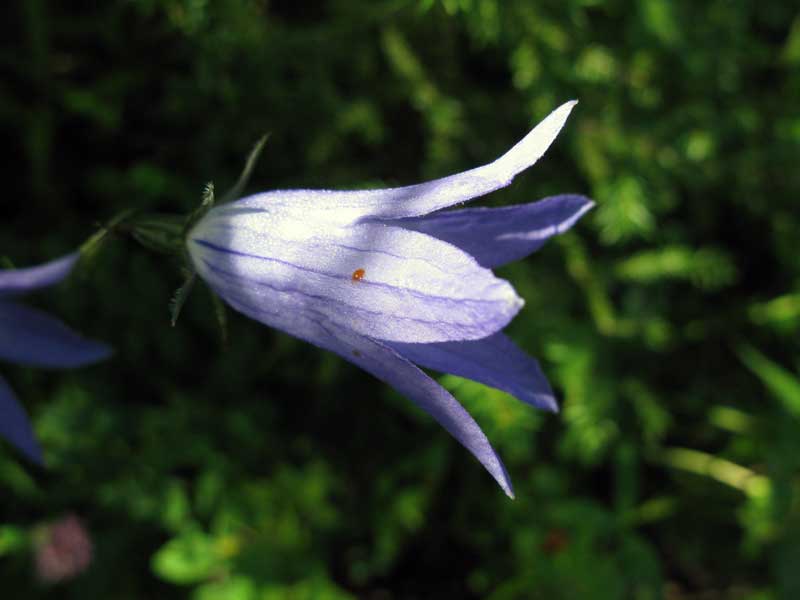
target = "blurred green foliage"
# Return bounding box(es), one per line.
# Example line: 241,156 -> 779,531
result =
1,0 -> 799,598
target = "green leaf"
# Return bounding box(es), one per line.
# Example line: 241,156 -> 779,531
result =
0,526 -> 28,556
738,344 -> 800,418
151,528 -> 220,585
194,576 -> 257,600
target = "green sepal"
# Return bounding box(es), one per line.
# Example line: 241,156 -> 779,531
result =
183,182 -> 215,239
170,270 -> 196,327
172,135 -> 268,336
210,290 -> 229,347
219,134 -> 269,205
80,208 -> 138,263
179,134 -> 269,244
128,214 -> 186,256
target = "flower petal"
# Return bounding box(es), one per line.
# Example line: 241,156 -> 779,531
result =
397,194 -> 594,268
189,216 -> 522,343
390,333 -> 558,412
0,253 -> 78,298
212,289 -> 515,497
0,375 -> 42,464
0,302 -> 112,368
222,101 -> 577,223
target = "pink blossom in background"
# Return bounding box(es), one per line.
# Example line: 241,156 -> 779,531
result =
35,514 -> 93,584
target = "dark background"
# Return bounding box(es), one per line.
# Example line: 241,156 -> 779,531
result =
2,1 -> 799,598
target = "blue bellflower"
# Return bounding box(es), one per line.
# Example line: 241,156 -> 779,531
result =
0,254 -> 111,463
186,101 -> 593,497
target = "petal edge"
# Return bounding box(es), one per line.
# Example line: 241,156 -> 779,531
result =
398,194 -> 594,268
0,302 -> 112,369
218,101 -> 578,224
0,253 -> 78,298
390,332 -> 558,412
214,290 -> 516,497
0,376 -> 43,464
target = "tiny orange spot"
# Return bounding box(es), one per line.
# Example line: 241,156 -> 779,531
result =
351,268 -> 365,282
541,529 -> 569,555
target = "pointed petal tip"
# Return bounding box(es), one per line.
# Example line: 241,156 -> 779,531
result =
0,377 -> 45,465
28,446 -> 44,466
498,278 -> 525,308
14,430 -> 45,466
578,199 -> 595,217
541,394 -> 560,413
576,193 -> 596,209
546,100 -> 578,129
554,193 -> 596,217
500,475 -> 515,499
493,100 -> 579,182
557,99 -> 579,115
501,289 -> 525,329
83,342 -> 114,365
0,300 -> 113,369
551,194 -> 595,237
512,292 -> 525,311
571,195 -> 596,227
14,442 -> 44,466
67,343 -> 113,369
487,451 -> 515,499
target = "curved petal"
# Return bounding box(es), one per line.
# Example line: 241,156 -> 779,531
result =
215,290 -> 514,497
0,375 -> 42,464
218,101 -> 577,224
0,302 -> 112,368
390,333 -> 558,412
0,253 -> 78,298
189,217 -> 522,344
397,194 -> 595,268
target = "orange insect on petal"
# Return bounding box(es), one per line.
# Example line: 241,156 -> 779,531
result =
351,268 -> 365,282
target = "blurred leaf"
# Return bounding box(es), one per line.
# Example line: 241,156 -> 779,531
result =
0,526 -> 28,556
738,345 -> 800,418
151,527 -> 220,585
749,293 -> 800,333
595,176 -> 654,244
662,447 -> 770,497
617,245 -> 737,290
194,576 -> 257,600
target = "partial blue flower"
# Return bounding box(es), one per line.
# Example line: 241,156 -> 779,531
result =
0,253 -> 111,463
187,101 -> 593,497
